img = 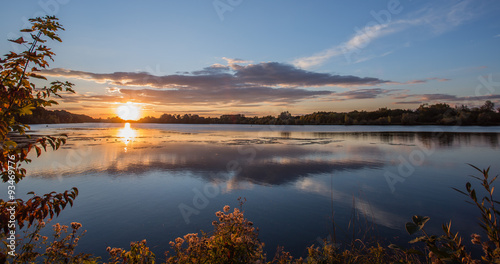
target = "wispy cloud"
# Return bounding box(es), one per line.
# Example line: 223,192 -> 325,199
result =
42,61 -> 389,106
222,57 -> 252,65
293,0 -> 481,68
442,0 -> 478,29
394,93 -> 500,105
400,77 -> 451,85
333,88 -> 398,101
353,50 -> 394,64
394,101 -> 423,105
293,23 -> 400,68
428,77 -> 451,82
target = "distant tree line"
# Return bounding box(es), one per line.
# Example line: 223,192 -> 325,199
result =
21,101 -> 500,126
18,107 -> 94,124
133,101 -> 500,126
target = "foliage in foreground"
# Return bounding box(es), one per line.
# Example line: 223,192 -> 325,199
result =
1,165 -> 499,263
7,221 -> 97,263
0,15 -> 79,263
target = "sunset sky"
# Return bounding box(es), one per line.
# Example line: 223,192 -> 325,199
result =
1,0 -> 500,118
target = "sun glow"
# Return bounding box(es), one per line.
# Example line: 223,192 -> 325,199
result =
116,102 -> 141,120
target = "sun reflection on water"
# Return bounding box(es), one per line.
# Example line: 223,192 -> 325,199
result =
117,123 -> 137,152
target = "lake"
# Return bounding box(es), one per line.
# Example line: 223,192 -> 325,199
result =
6,123 -> 500,259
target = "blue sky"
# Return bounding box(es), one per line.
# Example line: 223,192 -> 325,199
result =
1,0 -> 500,118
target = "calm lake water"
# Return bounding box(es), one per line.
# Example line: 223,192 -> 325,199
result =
5,123 -> 500,259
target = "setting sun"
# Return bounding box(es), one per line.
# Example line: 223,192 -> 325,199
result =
116,102 -> 141,120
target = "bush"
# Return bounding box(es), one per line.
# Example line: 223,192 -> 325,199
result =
2,221 -> 99,263
165,205 -> 265,264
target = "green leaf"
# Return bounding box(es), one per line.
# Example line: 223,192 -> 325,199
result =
468,163 -> 482,173
47,138 -> 55,149
28,72 -> 47,80
35,145 -> 41,156
412,215 -> 430,227
421,216 -> 430,227
471,189 -> 477,202
409,236 -> 427,244
4,140 -> 18,149
452,187 -> 468,196
19,105 -> 35,116
406,222 -> 419,235
466,182 -> 472,192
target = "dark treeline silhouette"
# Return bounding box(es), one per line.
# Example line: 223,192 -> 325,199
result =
19,107 -> 94,124
21,101 -> 500,126
133,101 -> 500,126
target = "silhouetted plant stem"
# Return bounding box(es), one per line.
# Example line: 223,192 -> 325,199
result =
16,31 -> 42,90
